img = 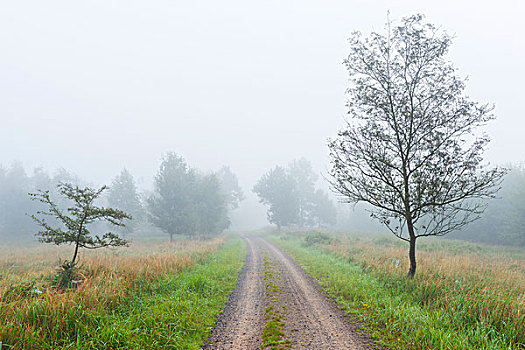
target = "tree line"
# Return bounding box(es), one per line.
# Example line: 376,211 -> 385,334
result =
0,152 -> 244,244
0,164 -> 82,239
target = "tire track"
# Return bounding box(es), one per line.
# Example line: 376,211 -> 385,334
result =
203,235 -> 378,350
202,236 -> 265,349
258,237 -> 375,350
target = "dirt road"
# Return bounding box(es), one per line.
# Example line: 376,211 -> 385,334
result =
202,236 -> 379,350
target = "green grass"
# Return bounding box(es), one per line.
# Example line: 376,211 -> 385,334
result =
270,232 -> 524,350
0,236 -> 246,350
81,238 -> 246,350
262,253 -> 290,350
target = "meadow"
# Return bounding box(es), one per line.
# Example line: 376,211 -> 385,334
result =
272,231 -> 525,350
3,230 -> 523,350
0,235 -> 245,349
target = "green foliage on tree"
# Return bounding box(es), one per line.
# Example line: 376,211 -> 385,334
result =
29,183 -> 130,273
0,164 -> 82,240
310,189 -> 337,227
148,153 -> 196,242
147,152 -> 230,241
107,169 -> 144,234
217,166 -> 245,210
253,165 -> 299,231
328,14 -> 506,277
253,159 -> 337,231
288,158 -> 318,226
193,173 -> 230,237
0,163 -> 34,237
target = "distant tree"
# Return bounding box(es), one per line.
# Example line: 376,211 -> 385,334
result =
254,159 -> 338,230
31,167 -> 53,192
49,169 -> 85,215
217,166 -> 245,210
328,15 -> 506,278
253,166 -> 299,231
0,166 -> 5,232
193,173 -> 230,237
108,169 -> 144,234
0,162 -> 36,238
29,183 -> 130,272
148,153 -> 197,242
310,189 -> 337,228
52,168 -> 81,186
0,164 -> 90,243
455,166 -> 525,246
288,158 -> 318,226
147,153 -> 230,241
495,168 -> 525,246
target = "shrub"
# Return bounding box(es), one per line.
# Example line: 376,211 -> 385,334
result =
303,232 -> 333,246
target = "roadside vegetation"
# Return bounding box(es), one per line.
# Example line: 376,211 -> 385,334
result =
0,235 -> 245,349
272,230 -> 525,350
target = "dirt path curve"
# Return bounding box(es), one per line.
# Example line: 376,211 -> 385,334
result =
202,235 -> 379,350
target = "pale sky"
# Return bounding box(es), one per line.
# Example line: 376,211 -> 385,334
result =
1,0 -> 524,202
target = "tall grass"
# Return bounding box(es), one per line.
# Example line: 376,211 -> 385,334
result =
0,236 -> 245,349
273,232 -> 525,349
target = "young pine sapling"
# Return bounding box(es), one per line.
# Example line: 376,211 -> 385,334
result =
30,183 -> 131,274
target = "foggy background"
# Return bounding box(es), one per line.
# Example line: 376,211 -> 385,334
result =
1,0 -> 524,229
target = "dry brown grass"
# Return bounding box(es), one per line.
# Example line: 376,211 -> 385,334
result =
325,234 -> 525,345
329,235 -> 525,292
0,237 -> 226,349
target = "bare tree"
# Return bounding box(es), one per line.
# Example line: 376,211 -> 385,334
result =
328,14 -> 506,278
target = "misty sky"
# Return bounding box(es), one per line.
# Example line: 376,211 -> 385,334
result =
1,0 -> 524,195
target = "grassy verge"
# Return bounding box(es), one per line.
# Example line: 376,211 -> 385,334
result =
0,236 -> 246,349
270,232 -> 524,350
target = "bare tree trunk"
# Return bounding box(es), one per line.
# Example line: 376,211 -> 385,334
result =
405,204 -> 417,278
170,233 -> 173,243
71,239 -> 80,267
408,236 -> 417,278
71,211 -> 88,267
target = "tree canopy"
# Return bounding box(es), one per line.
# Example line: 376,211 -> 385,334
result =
30,183 -> 130,270
253,158 -> 336,230
107,169 -> 144,234
147,152 -> 230,241
0,164 -> 82,241
328,15 -> 505,277
217,166 -> 245,210
253,165 -> 299,231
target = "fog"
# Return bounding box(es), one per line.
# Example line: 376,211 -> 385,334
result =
1,0 -> 524,229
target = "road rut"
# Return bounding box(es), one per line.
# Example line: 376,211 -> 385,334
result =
202,236 -> 379,350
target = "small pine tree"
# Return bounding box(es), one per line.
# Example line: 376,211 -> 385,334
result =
107,169 -> 143,234
29,183 -> 131,274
